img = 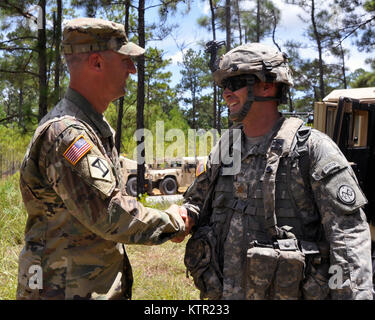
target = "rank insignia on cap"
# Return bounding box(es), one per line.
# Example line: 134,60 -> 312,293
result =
196,163 -> 206,177
337,185 -> 356,205
63,135 -> 93,165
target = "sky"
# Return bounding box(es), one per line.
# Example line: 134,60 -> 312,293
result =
23,0 -> 374,91
144,0 -> 374,88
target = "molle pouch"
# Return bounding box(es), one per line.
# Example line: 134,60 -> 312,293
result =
184,226 -> 222,300
246,244 -> 279,300
273,239 -> 305,300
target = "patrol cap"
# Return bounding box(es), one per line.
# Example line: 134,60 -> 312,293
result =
62,17 -> 145,57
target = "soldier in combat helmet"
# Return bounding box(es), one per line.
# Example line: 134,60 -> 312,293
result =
16,17 -> 191,300
181,42 -> 373,300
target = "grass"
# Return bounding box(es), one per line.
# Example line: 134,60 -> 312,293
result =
0,172 -> 27,300
0,172 -> 199,300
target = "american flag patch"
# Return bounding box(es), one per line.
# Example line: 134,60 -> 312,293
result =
196,162 -> 206,177
63,135 -> 93,165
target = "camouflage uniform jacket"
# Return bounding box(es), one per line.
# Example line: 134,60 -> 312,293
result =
17,88 -> 185,300
184,116 -> 373,300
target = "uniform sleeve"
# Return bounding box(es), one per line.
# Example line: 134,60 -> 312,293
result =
182,154 -> 214,225
43,125 -> 186,245
309,131 -> 373,300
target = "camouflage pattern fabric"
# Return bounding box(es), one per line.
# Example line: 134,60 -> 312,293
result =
62,17 -> 144,57
213,43 -> 293,88
184,116 -> 373,300
17,88 -> 185,300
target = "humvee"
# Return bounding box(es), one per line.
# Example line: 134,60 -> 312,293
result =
119,155 -> 207,197
314,87 -> 375,286
118,156 -> 145,197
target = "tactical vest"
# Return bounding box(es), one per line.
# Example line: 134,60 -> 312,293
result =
210,118 -> 320,238
206,118 -> 327,295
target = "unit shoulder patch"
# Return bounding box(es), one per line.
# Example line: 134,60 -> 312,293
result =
337,184 -> 356,205
88,155 -> 112,182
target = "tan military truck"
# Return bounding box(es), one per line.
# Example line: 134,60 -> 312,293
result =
118,156 -> 140,197
314,88 -> 375,284
147,156 -> 207,195
119,155 -> 207,196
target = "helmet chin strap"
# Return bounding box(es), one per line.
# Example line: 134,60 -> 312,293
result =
229,77 -> 280,123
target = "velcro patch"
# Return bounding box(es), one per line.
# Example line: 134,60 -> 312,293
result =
63,135 -> 93,165
88,155 -> 112,182
196,163 -> 206,177
337,184 -> 356,205
323,162 -> 340,175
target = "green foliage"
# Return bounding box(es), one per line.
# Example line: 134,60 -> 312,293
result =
104,46 -> 192,159
178,49 -> 212,129
0,125 -> 32,176
0,172 -> 198,300
349,68 -> 375,88
0,172 -> 28,299
240,0 -> 281,42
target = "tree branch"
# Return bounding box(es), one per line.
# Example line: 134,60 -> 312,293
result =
0,36 -> 37,45
0,114 -> 18,123
1,0 -> 34,19
0,47 -> 38,52
0,69 -> 39,77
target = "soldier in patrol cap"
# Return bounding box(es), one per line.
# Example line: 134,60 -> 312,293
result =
181,43 -> 373,299
16,17 -> 191,300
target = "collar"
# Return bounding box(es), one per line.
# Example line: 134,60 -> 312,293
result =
241,116 -> 286,159
64,87 -> 113,139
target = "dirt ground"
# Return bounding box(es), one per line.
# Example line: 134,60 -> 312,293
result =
150,187 -> 187,196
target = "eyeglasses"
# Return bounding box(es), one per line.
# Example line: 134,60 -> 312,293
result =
222,76 -> 248,92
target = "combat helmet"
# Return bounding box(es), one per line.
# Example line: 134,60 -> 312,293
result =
213,43 -> 293,122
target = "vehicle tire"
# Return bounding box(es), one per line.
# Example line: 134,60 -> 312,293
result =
126,177 -> 137,197
160,177 -> 178,195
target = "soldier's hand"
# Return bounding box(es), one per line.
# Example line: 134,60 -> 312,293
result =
170,205 -> 193,243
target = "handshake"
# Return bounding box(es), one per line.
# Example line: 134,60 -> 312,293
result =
167,204 -> 195,243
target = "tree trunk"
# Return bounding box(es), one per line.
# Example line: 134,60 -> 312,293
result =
235,0 -> 242,44
339,43 -> 347,89
225,0 -> 232,128
288,88 -> 294,112
37,0 -> 48,122
53,0 -> 62,106
18,86 -> 23,130
225,0 -> 231,51
272,11 -> 281,51
209,0 -> 217,133
115,0 -> 131,154
311,0 -> 325,100
217,95 -> 222,134
136,0 -> 146,197
256,0 -> 261,42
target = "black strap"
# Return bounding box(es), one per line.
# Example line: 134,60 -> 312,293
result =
121,244 -> 133,300
296,126 -> 312,193
197,127 -> 236,227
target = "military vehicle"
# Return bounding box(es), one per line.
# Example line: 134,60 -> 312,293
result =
119,155 -> 207,197
314,87 -> 375,228
118,156 -> 143,197
314,88 -> 375,287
